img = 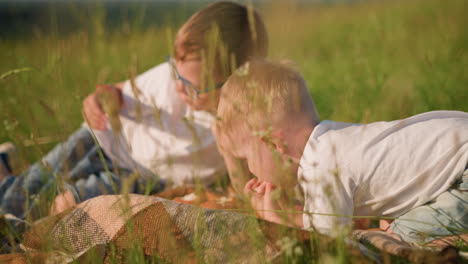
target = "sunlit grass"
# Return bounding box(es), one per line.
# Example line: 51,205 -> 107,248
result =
0,0 -> 467,262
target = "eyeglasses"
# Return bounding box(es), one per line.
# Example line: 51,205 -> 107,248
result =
166,55 -> 224,99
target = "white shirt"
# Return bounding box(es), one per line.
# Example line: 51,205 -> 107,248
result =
89,62 -> 226,187
298,111 -> 468,234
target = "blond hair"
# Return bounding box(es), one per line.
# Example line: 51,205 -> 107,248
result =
175,1 -> 268,79
217,59 -> 319,139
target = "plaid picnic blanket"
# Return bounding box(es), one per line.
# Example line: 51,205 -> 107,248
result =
20,194 -> 271,263
0,189 -> 461,264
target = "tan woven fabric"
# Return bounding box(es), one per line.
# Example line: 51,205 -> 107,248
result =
0,189 -> 461,263
17,194 -> 272,263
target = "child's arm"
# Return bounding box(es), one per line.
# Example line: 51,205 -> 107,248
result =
244,178 -> 303,228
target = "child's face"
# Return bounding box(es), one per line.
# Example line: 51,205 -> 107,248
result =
173,55 -> 224,112
227,126 -> 298,187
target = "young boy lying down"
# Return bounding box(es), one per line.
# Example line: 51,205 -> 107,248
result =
214,59 -> 468,245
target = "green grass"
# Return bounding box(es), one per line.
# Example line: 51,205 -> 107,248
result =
2,0 -> 467,163
267,0 -> 468,121
0,0 -> 467,262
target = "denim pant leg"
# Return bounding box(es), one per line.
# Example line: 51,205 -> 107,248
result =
70,148 -> 131,203
391,170 -> 468,244
71,164 -> 165,202
1,125 -> 165,220
57,136 -> 164,202
0,127 -> 98,218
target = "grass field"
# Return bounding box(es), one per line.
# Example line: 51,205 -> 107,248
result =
0,0 -> 467,262
1,0 -> 467,163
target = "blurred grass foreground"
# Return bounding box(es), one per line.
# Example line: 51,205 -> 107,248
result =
0,0 -> 467,262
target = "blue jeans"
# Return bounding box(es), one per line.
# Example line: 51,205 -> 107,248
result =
0,126 -> 164,220
391,169 -> 468,244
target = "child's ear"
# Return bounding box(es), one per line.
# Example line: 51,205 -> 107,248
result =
274,141 -> 286,154
257,129 -> 287,153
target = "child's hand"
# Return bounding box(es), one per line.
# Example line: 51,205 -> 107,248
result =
83,91 -> 107,130
83,85 -> 123,131
95,85 -> 124,133
244,178 -> 283,224
244,178 -> 305,228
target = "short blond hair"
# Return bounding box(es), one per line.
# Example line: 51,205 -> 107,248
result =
217,59 -> 319,140
175,1 -> 268,78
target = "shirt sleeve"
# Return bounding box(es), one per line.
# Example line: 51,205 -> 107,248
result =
121,63 -> 168,95
301,167 -> 354,235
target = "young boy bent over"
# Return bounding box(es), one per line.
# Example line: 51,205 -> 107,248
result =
215,59 -> 468,245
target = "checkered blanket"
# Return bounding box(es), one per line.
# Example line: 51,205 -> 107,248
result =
20,194 -> 275,263
0,192 -> 460,263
